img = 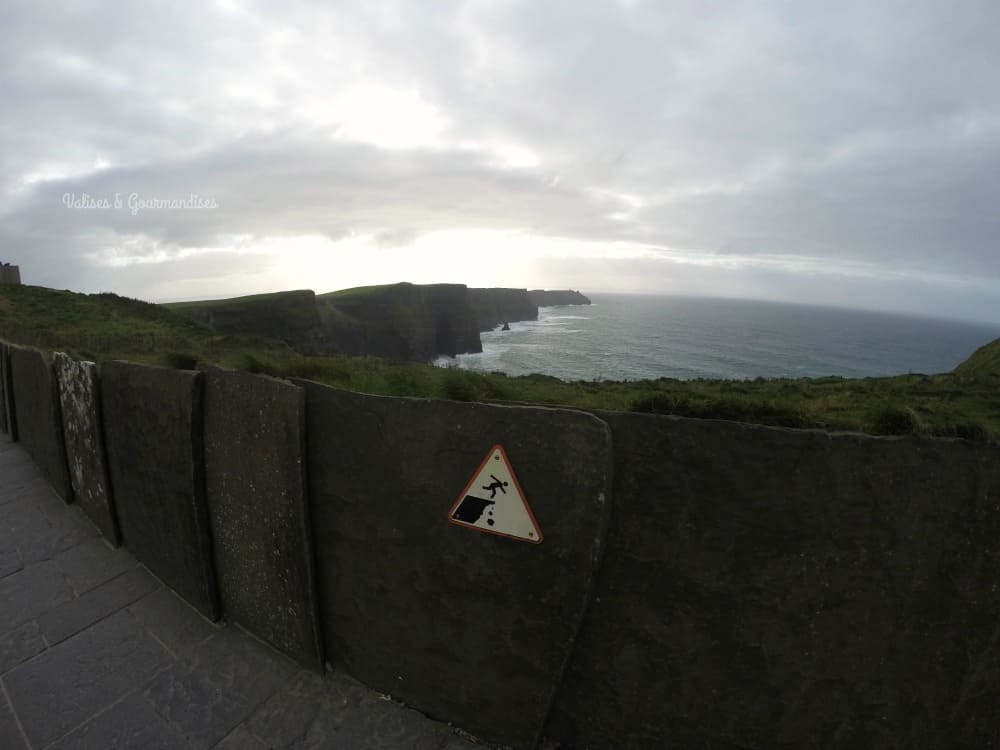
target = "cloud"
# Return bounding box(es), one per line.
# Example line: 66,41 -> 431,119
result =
1,0 -> 999,320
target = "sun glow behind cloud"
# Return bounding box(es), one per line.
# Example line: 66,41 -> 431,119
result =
1,1 -> 999,321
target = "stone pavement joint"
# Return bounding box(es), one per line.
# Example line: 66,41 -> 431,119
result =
0,435 -> 490,750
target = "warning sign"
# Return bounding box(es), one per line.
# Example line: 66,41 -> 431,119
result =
447,445 -> 543,543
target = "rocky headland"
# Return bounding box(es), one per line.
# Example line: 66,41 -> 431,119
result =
166,283 -> 590,362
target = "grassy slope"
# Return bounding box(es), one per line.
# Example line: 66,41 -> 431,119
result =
2,283 -> 998,441
954,337 -> 1000,377
163,289 -> 315,310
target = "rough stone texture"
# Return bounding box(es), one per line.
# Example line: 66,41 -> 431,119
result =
299,383 -> 614,749
0,695 -> 27,750
547,413 -> 1000,750
55,538 -> 135,595
0,342 -> 16,440
127,588 -> 218,659
54,353 -> 121,544
202,370 -> 323,670
47,691 -> 191,750
4,608 -> 173,748
143,626 -> 297,749
100,361 -> 220,619
1,434 -> 484,750
0,342 -> 9,436
7,345 -> 72,502
0,620 -> 46,675
38,566 -> 158,645
0,560 -> 75,634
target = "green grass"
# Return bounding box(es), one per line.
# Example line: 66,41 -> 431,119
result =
163,289 -> 314,310
955,338 -> 1000,377
316,283 -> 402,299
2,283 -> 998,442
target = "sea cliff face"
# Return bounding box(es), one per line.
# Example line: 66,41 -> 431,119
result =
168,284 -> 589,362
317,283 -> 482,361
167,290 -> 322,344
468,288 -> 538,332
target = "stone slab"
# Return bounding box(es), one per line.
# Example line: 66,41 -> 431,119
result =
100,361 -> 220,620
127,588 -> 218,660
55,538 -> 136,596
202,370 -> 322,670
8,346 -> 72,502
0,560 -> 76,635
39,566 -> 159,645
0,695 -> 27,750
143,625 -> 297,749
0,620 -> 46,676
547,413 -> 1000,750
47,691 -> 192,750
55,353 -> 121,544
299,383 -> 614,750
3,608 -> 173,748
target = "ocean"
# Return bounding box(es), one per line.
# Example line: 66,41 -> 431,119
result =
438,294 -> 1000,381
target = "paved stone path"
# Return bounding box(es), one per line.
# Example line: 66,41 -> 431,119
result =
0,435 -> 486,750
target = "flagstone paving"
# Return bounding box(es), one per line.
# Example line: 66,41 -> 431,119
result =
0,435 -> 487,750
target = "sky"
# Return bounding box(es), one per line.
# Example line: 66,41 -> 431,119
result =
2,0 -> 999,323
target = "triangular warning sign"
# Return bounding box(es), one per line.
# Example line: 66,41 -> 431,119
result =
447,445 -> 543,544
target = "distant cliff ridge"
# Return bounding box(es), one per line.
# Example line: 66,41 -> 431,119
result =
166,284 -> 588,362
315,283 -> 481,361
528,289 -> 591,307
468,288 -> 538,332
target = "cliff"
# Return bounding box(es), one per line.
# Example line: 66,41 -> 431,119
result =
165,284 -> 590,363
468,288 -> 538,331
165,290 -> 322,346
316,283 -> 482,361
528,289 -> 591,307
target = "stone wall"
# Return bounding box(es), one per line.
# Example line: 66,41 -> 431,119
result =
3,337 -> 1000,749
7,346 -> 72,502
547,414 -> 1000,750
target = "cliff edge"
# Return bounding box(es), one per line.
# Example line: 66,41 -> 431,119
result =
468,288 -> 538,331
528,289 -> 591,307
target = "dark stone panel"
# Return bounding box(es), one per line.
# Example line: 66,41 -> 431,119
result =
100,361 -> 220,620
143,625 -> 296,750
8,346 -> 72,502
0,343 -> 8,436
39,566 -> 159,645
55,353 -> 121,544
47,691 -> 192,750
202,370 -> 322,670
3,609 -> 173,748
299,383 -> 614,750
1,342 -> 17,440
547,414 -> 1000,750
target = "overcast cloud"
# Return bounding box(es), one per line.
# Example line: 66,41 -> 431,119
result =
2,0 -> 999,321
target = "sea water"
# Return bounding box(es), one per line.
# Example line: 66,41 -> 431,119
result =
438,294 -> 1000,381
